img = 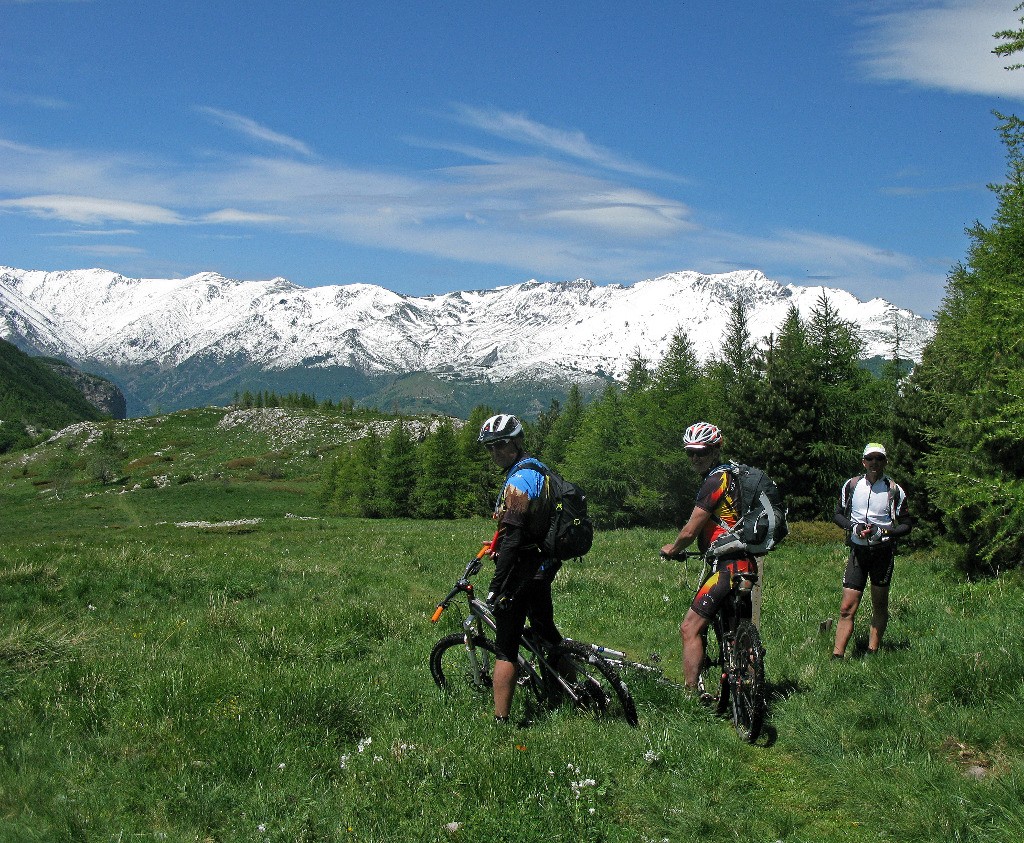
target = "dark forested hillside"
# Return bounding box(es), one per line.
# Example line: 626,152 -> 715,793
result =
0,338 -> 105,453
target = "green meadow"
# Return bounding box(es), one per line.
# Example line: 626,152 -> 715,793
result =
2,409 -> 1023,842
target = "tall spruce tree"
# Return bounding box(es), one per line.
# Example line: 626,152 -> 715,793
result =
640,328 -> 714,524
736,307 -> 821,518
375,423 -> 419,517
540,383 -> 585,469
910,112 -> 1024,569
411,420 -> 464,519
459,405 -> 499,516
805,293 -> 872,496
562,382 -> 631,527
337,428 -> 383,517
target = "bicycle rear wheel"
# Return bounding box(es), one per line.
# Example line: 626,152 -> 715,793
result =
698,625 -> 729,715
548,640 -> 639,727
730,621 -> 766,743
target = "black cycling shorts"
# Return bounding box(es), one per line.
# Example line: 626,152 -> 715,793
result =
843,543 -> 895,591
690,556 -> 756,620
493,578 -> 561,662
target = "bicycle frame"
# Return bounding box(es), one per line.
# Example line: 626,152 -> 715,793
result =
430,551 -> 597,707
665,549 -> 765,742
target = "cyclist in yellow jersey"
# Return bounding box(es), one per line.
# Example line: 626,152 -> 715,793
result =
661,422 -> 757,696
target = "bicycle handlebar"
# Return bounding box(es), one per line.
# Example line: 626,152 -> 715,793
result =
660,549 -> 704,561
431,540 -> 493,623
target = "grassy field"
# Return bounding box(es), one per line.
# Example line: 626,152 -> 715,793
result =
2,410 -> 1023,841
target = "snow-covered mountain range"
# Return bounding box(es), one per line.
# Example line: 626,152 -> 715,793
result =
0,266 -> 933,415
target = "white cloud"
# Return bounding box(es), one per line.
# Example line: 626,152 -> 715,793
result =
0,194 -> 185,225
67,244 -> 146,257
203,208 -> 288,225
0,90 -> 70,109
857,0 -> 1024,99
197,107 -> 315,157
0,105 -> 941,311
449,104 -> 683,180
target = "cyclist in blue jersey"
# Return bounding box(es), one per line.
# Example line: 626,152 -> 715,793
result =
478,413 -> 562,723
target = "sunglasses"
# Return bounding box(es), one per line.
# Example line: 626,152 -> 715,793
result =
484,441 -> 508,451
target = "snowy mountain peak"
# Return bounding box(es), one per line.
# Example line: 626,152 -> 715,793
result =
0,265 -> 933,395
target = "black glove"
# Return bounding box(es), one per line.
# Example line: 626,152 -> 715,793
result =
486,590 -> 512,613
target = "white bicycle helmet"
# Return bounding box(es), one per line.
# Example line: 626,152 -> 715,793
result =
682,421 -> 723,451
477,413 -> 524,445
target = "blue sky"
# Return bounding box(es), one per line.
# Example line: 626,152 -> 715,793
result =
2,0 -> 1023,316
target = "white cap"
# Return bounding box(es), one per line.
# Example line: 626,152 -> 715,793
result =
863,442 -> 887,458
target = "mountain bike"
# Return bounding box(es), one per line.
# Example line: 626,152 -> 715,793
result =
663,550 -> 766,743
429,545 -> 638,727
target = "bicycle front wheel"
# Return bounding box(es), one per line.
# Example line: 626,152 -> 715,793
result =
430,632 -> 497,699
430,633 -> 547,716
549,641 -> 639,727
730,621 -> 766,743
698,625 -> 729,715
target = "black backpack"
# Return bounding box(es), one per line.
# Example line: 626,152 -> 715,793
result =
520,460 -> 594,561
708,462 -> 789,559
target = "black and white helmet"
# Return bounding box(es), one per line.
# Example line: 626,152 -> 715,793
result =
478,413 -> 524,446
682,421 -> 723,451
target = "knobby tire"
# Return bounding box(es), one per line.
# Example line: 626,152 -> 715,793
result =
730,621 -> 766,743
698,625 -> 729,715
430,632 -> 497,697
430,632 -> 546,711
549,640 -> 639,727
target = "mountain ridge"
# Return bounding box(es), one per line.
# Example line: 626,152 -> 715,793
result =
0,266 -> 934,416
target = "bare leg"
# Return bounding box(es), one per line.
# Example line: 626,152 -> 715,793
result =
833,587 -> 863,657
868,585 -> 890,652
681,608 -> 710,688
493,659 -> 517,718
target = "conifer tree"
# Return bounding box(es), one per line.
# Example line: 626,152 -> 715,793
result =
708,297 -> 759,458
375,423 -> 419,517
333,428 -> 382,516
637,328 -> 713,524
459,405 -> 499,516
540,383 -> 585,469
562,382 -> 631,526
318,453 -> 341,509
88,424 -> 124,485
911,112 -> 1024,568
736,307 -> 821,518
805,294 -> 872,495
411,420 -> 464,518
532,398 -> 562,461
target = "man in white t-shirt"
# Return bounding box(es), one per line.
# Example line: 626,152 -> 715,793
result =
830,443 -> 913,659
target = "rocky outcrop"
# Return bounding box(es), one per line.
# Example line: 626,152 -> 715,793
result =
42,360 -> 127,419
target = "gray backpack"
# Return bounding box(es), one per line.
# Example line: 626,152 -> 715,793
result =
708,462 -> 789,559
